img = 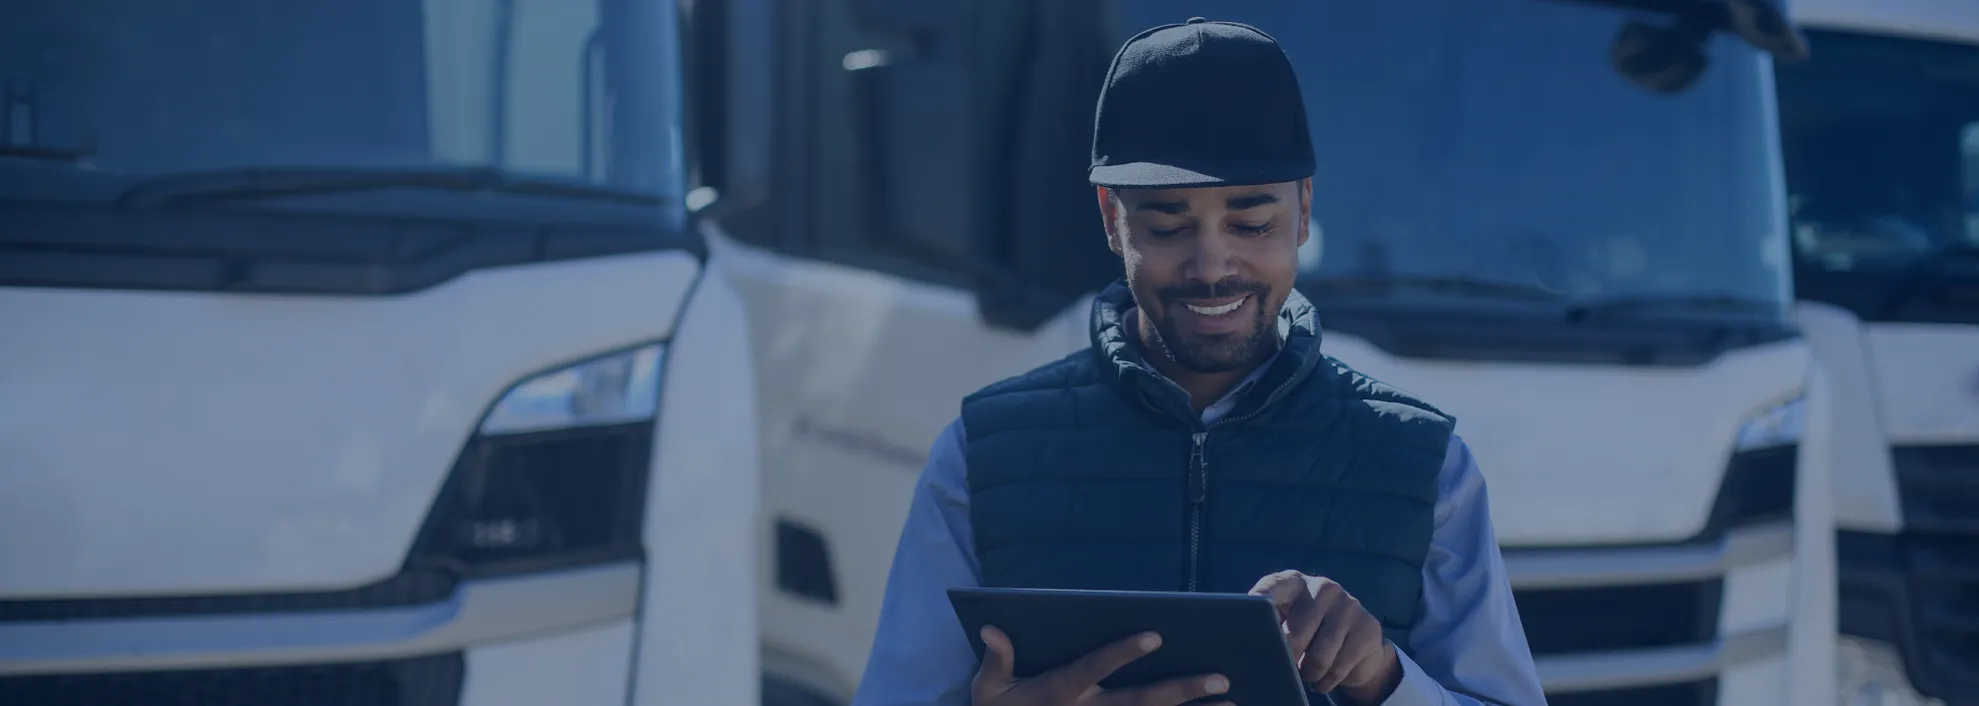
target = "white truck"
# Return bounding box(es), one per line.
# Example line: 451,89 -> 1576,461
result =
0,1 -> 762,705
701,0 -> 1835,705
1775,2 -> 1979,705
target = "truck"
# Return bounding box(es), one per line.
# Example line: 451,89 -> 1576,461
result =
691,0 -> 1837,704
1775,1 -> 1979,704
0,1 -> 763,705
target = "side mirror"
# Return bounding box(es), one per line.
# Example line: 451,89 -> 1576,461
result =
845,13 -> 1076,330
1609,0 -> 1811,96
1724,0 -> 1809,63
1611,18 -> 1711,95
847,0 -> 1115,333
684,0 -> 773,218
846,58 -> 991,277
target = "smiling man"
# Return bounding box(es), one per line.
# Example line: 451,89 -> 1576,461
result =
850,17 -> 1545,706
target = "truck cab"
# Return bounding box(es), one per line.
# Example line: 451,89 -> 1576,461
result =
0,1 -> 761,705
698,1 -> 1832,705
1776,1 -> 1979,704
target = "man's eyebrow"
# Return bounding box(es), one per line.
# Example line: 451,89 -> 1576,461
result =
1227,193 -> 1280,211
1134,200 -> 1190,215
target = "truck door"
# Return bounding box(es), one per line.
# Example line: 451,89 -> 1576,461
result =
690,0 -> 1121,701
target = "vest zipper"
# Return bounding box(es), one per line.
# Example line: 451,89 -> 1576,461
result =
1186,431 -> 1207,592
1184,371 -> 1304,592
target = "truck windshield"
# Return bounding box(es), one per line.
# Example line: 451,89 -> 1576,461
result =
1777,29 -> 1979,322
0,0 -> 683,208
1119,0 -> 1791,319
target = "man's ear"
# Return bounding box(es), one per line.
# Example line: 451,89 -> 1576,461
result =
1097,186 -> 1125,256
1295,178 -> 1313,248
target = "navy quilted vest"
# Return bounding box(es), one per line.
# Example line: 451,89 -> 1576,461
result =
960,280 -> 1454,645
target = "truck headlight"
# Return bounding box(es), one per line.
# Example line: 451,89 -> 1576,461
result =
408,343 -> 665,576
1735,392 -> 1805,451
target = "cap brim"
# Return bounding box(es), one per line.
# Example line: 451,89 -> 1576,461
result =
1088,159 -> 1310,190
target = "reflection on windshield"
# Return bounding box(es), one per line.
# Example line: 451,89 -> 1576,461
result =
1777,29 -> 1979,272
1121,0 -> 1790,309
0,0 -> 681,198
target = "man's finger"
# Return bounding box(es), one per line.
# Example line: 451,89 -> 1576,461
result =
1100,672 -> 1229,706
1050,631 -> 1164,696
976,625 -> 1016,685
1316,618 -> 1381,694
1248,570 -> 1313,621
1301,602 -> 1354,686
1252,572 -> 1324,661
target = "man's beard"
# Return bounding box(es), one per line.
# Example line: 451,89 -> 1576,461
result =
1141,278 -> 1278,374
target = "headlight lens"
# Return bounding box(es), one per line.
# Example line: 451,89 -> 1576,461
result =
1736,392 -> 1805,451
480,345 -> 664,436
411,343 -> 665,576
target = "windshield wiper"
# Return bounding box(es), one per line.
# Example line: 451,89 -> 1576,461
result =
1565,293 -> 1781,322
116,165 -> 665,208
0,143 -> 94,163
1303,274 -> 1571,302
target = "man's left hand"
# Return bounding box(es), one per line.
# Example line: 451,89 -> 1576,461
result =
1248,570 -> 1402,703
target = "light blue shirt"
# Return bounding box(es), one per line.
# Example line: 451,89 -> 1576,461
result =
850,355 -> 1547,706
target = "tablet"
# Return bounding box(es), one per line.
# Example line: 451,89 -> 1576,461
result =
947,586 -> 1310,706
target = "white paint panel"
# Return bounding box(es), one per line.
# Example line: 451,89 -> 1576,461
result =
0,251 -> 700,597
463,620 -> 636,706
1319,335 -> 1809,545
1862,323 -> 1979,446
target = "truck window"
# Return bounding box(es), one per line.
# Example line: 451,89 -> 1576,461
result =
0,0 -> 692,295
721,0 -> 1116,309
0,0 -> 683,203
1117,0 -> 1788,313
1777,28 -> 1979,323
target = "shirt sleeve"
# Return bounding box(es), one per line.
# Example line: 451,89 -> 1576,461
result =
1375,434 -> 1548,706
847,418 -> 983,706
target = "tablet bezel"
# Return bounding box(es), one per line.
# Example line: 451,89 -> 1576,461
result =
947,586 -> 1312,706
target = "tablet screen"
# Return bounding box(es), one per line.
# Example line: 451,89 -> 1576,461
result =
948,587 -> 1312,706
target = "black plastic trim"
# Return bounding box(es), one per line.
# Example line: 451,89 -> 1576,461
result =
402,421 -> 656,581
1836,530 -> 1979,705
0,651 -> 466,706
1308,300 -> 1800,367
0,200 -> 705,295
1516,579 -> 1723,656
1545,678 -> 1718,706
774,518 -> 841,605
1839,443 -> 1979,704
0,570 -> 456,624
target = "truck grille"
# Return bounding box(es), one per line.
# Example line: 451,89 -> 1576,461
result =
1547,679 -> 1717,706
1884,443 -> 1979,702
1505,445 -> 1783,705
1514,581 -> 1722,706
0,654 -> 463,706
1514,580 -> 1722,655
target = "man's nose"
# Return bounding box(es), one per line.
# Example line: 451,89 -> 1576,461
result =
1186,230 -> 1243,287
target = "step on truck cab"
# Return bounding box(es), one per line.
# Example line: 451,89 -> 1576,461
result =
0,1 -> 762,705
700,0 -> 1834,705
1777,1 -> 1979,704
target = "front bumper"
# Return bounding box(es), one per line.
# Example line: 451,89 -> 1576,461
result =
1507,521 -> 1797,706
0,563 -> 641,706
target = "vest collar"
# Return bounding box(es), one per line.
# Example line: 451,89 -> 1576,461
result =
1088,279 -> 1327,428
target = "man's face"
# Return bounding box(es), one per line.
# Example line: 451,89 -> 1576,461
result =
1099,179 -> 1311,373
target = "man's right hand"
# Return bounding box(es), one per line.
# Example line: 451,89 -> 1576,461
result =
970,626 -> 1232,706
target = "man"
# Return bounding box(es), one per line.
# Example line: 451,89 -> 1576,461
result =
851,17 -> 1546,706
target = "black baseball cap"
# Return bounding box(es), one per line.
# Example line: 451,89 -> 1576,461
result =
1088,17 -> 1316,190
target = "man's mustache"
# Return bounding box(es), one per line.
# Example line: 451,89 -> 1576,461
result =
1159,278 -> 1267,302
